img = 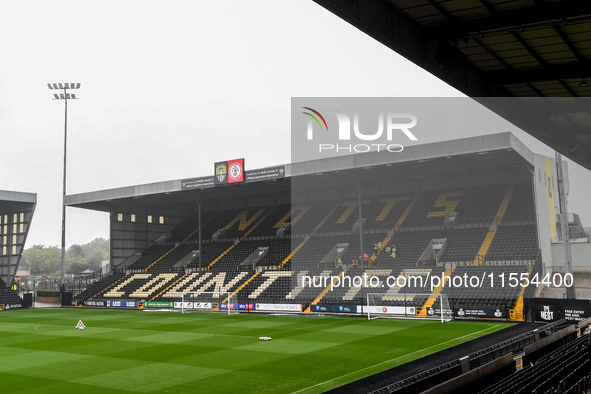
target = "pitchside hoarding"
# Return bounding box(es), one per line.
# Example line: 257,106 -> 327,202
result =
144,301 -> 174,308
106,300 -> 138,308
531,298 -> 591,322
174,302 -> 212,309
454,307 -> 506,319
362,305 -> 416,315
84,300 -> 107,307
311,305 -> 361,314
255,303 -> 301,312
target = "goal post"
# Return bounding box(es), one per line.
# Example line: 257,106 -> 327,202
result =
366,293 -> 452,322
181,291 -> 239,315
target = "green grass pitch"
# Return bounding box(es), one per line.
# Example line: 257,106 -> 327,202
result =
0,308 -> 510,393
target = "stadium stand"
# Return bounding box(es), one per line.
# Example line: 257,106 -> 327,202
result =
502,182 -> 536,221
187,241 -> 235,271
360,319 -> 589,394
72,179 -> 546,319
126,244 -> 174,272
485,225 -> 539,262
245,205 -> 291,238
74,271 -> 126,303
0,278 -> 24,308
440,265 -> 529,310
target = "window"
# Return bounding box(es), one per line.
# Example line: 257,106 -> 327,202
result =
159,216 -> 164,224
117,213 -> 123,222
131,214 -> 136,223
147,215 -> 152,224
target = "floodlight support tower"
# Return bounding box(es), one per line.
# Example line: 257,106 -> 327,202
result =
198,201 -> 202,272
48,82 -> 81,289
357,184 -> 364,268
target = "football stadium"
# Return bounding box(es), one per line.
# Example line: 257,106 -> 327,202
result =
2,131 -> 591,393
2,1 -> 591,393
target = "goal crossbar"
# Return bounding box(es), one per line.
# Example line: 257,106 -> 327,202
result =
366,293 -> 452,322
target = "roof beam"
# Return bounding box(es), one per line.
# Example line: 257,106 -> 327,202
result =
554,25 -> 586,63
519,99 -> 591,114
487,61 -> 591,85
425,1 -> 591,40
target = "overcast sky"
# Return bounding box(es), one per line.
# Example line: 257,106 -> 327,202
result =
1,1 -> 589,247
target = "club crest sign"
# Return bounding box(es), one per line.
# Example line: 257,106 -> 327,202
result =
228,159 -> 244,183
214,162 -> 228,184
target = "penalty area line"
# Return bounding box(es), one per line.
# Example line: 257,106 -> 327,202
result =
289,324 -> 501,394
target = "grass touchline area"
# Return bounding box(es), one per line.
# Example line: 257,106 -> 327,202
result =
292,323 -> 503,394
0,308 -> 511,393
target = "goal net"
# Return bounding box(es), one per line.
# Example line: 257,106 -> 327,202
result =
366,293 -> 452,322
181,291 -> 238,315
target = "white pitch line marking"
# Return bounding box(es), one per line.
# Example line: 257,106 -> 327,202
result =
290,324 -> 501,394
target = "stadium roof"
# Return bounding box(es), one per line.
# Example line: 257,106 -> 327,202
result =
0,190 -> 37,209
66,132 -> 534,213
0,190 -> 36,287
312,0 -> 591,170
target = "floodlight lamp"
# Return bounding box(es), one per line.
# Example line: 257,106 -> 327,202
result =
580,80 -> 589,88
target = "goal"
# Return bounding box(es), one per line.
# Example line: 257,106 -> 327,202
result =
366,293 -> 452,322
181,291 -> 239,315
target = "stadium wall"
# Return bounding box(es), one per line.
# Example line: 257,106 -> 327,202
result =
532,154 -> 569,274
110,210 -> 181,269
550,241 -> 591,272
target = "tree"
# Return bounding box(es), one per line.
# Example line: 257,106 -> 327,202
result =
23,238 -> 110,276
68,244 -> 85,258
82,238 -> 109,256
23,245 -> 61,275
86,248 -> 108,271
